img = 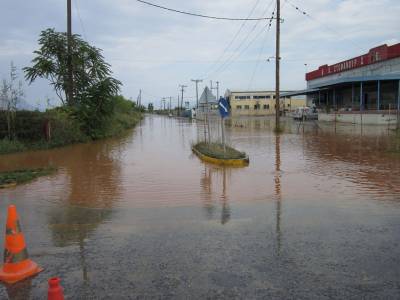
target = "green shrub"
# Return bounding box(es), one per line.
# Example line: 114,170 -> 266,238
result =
0,139 -> 26,154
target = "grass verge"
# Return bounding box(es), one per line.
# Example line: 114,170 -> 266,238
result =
0,167 -> 57,188
193,142 -> 246,159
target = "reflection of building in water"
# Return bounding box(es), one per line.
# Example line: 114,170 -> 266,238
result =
303,132 -> 400,196
225,90 -> 306,117
200,164 -> 231,225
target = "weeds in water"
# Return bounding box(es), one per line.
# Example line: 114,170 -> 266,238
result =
0,167 -> 57,187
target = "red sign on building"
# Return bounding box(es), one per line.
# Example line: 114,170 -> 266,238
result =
306,43 -> 400,81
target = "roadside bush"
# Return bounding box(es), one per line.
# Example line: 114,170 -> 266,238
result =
47,108 -> 89,147
0,138 -> 26,154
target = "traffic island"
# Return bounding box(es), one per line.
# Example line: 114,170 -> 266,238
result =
0,167 -> 57,189
192,142 -> 249,167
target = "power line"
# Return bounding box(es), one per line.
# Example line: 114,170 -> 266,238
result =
203,0 -> 275,80
199,0 -> 263,77
73,0 -> 88,41
284,0 -> 363,51
135,0 -> 276,21
248,5 -> 276,89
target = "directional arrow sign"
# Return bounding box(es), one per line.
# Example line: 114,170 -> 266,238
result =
218,97 -> 230,118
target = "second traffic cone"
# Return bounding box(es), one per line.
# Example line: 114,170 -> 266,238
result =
0,205 -> 43,284
48,277 -> 64,300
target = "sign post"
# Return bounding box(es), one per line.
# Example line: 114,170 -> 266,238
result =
218,97 -> 229,152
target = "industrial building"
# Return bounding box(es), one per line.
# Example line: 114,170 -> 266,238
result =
283,43 -> 400,124
225,90 -> 306,117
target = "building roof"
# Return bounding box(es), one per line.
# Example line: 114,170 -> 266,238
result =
199,86 -> 217,104
310,72 -> 400,88
282,72 -> 400,97
306,43 -> 400,81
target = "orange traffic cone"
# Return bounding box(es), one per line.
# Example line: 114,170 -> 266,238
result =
0,205 -> 43,284
48,277 -> 65,300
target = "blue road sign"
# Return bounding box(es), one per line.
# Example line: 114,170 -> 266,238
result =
218,97 -> 229,118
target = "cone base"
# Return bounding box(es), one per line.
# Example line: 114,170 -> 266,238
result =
0,260 -> 43,284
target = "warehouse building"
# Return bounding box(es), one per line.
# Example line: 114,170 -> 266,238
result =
225,90 -> 306,117
282,43 -> 400,124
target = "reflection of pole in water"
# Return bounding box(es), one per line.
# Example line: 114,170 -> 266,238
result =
200,165 -> 215,219
274,134 -> 282,255
220,167 -> 230,225
79,230 -> 89,282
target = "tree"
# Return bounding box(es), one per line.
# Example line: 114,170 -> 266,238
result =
147,103 -> 154,112
24,29 -> 121,136
0,62 -> 24,140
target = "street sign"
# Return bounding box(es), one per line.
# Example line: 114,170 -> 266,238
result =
218,97 -> 229,118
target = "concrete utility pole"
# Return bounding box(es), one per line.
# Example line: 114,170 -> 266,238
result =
169,96 -> 172,112
275,0 -> 281,131
67,0 -> 74,105
137,89 -> 142,107
216,81 -> 220,100
179,85 -> 187,116
191,79 -> 203,109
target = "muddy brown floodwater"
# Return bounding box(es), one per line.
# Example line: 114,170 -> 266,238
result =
1,115 -> 400,299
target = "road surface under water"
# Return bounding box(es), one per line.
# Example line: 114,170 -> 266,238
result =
0,115 -> 400,299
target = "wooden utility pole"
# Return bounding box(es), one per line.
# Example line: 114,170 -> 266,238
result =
191,79 -> 202,109
179,85 -> 187,116
67,0 -> 74,105
275,0 -> 281,131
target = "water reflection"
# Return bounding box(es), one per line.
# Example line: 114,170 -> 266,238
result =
4,278 -> 32,300
274,134 -> 282,255
200,163 -> 231,225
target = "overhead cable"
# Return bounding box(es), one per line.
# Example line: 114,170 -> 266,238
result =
136,0 -> 275,21
200,0 -> 263,77
248,5 -> 276,89
202,0 -> 275,79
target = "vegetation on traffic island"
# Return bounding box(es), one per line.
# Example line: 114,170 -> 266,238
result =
192,142 -> 248,160
0,29 -> 143,155
0,167 -> 57,188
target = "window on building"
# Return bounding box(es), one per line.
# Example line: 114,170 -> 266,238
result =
235,95 -> 251,100
263,104 -> 269,109
254,104 -> 260,110
236,105 -> 242,109
287,103 -> 291,107
244,105 -> 250,109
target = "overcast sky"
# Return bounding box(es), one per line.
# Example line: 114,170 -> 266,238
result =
0,0 -> 399,109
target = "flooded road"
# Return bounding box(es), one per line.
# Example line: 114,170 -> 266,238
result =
1,115 -> 400,299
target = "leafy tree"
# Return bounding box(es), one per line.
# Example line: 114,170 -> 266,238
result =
147,103 -> 154,112
24,28 -> 121,136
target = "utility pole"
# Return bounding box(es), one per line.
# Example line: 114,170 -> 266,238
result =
179,85 -> 187,116
275,0 -> 281,131
216,81 -> 220,100
67,0 -> 74,105
169,96 -> 172,113
137,89 -> 142,107
191,79 -> 202,109
162,97 -> 166,110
